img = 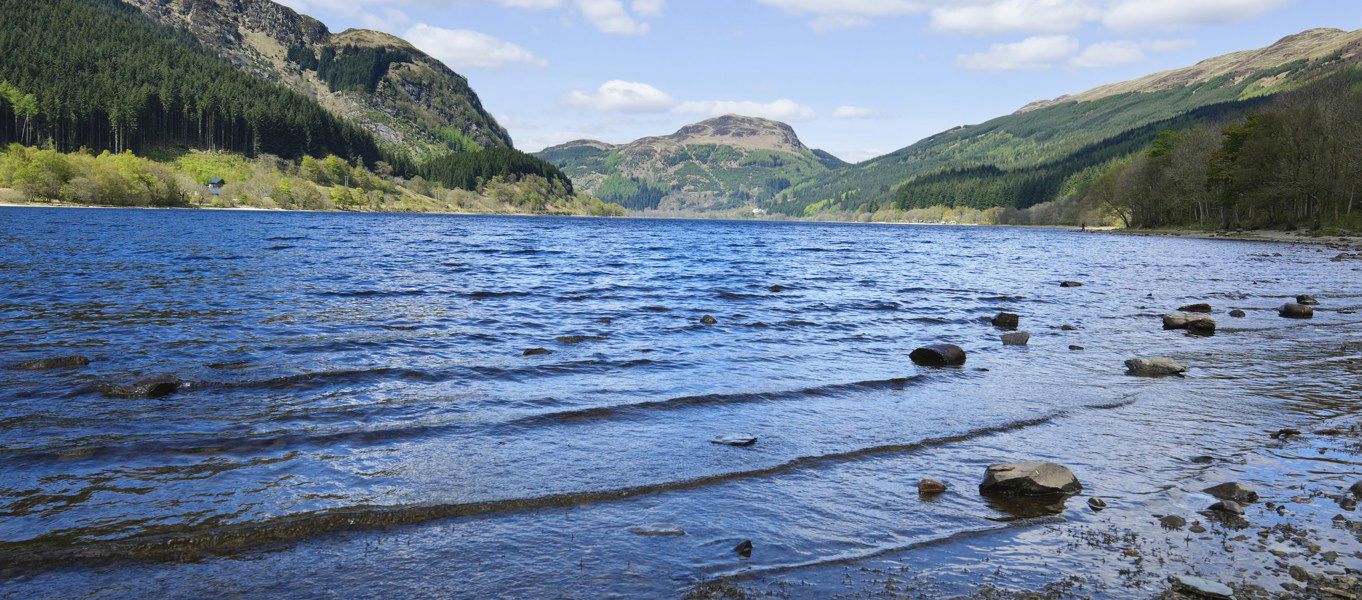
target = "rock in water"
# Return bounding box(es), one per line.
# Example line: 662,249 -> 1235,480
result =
1159,515 -> 1187,529
1173,575 -> 1235,599
1229,309 -> 1246,318
1297,294 -> 1320,305
1088,498 -> 1107,511
733,540 -> 753,557
1187,318 -> 1217,336
523,348 -> 552,356
711,433 -> 757,447
918,479 -> 948,495
1125,358 -> 1187,377
1060,281 -> 1083,287
1205,482 -> 1259,503
628,524 -> 686,536
1280,303 -> 1314,319
105,375 -> 182,399
1163,313 -> 1216,333
14,355 -> 90,370
1001,332 -> 1031,346
1178,303 -> 1213,313
979,461 -> 1081,497
768,285 -> 786,293
1348,480 -> 1362,498
699,315 -> 718,325
1069,345 -> 1085,351
1209,500 -> 1245,515
909,344 -> 967,367
991,312 -> 1020,330
1060,324 -> 1079,331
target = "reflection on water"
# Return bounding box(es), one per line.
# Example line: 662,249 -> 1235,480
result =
0,207 -> 1359,597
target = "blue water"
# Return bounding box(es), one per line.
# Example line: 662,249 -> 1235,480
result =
0,207 -> 1359,597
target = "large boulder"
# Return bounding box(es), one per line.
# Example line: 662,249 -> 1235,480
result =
1001,332 -> 1031,346
910,344 -> 967,367
979,461 -> 1081,497
1125,358 -> 1187,377
14,355 -> 90,370
1279,303 -> 1314,319
991,312 -> 1020,330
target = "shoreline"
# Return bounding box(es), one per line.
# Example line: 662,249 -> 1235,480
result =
4,200 -> 1358,249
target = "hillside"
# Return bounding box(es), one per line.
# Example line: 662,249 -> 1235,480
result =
124,0 -> 512,157
779,28 -> 1362,217
537,115 -> 846,212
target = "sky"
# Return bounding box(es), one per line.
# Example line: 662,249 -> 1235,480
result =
274,0 -> 1362,162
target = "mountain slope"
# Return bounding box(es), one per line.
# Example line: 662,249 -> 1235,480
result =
537,115 -> 844,211
124,0 -> 512,157
781,28 -> 1362,216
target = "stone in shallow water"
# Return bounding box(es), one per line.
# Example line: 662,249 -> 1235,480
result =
1229,309 -> 1246,318
628,524 -> 686,536
1164,312 -> 1216,333
523,347 -> 552,356
768,285 -> 786,293
1088,498 -> 1107,511
555,335 -> 605,344
1280,303 -> 1314,319
1296,294 -> 1320,305
1205,482 -> 1259,503
991,312 -> 1020,329
1159,515 -> 1187,529
104,374 -> 182,399
918,479 -> 948,495
711,434 -> 757,447
979,461 -> 1081,497
1125,358 -> 1186,377
1178,303 -> 1213,313
1001,332 -> 1031,346
1060,281 -> 1082,287
699,315 -> 718,325
909,344 -> 966,367
733,540 -> 753,557
1173,574 -> 1235,599
1209,500 -> 1245,515
14,355 -> 90,370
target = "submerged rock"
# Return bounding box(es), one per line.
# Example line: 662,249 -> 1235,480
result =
768,285 -> 787,293
1179,303 -> 1214,313
1229,309 -> 1247,318
104,375 -> 182,399
1125,358 -> 1187,377
1205,482 -> 1259,503
909,344 -> 967,367
555,335 -> 605,344
733,540 -> 753,557
628,524 -> 686,536
14,355 -> 90,370
1060,281 -> 1083,288
1297,294 -> 1321,306
711,433 -> 757,447
1060,324 -> 1079,331
523,347 -> 552,356
699,315 -> 719,325
991,312 -> 1020,330
918,479 -> 948,495
1160,515 -> 1187,529
1280,303 -> 1314,319
1172,574 -> 1235,599
979,461 -> 1081,497
1001,332 -> 1031,346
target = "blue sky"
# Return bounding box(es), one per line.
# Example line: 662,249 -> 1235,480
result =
276,0 -> 1361,161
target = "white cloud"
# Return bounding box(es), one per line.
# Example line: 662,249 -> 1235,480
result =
755,0 -> 929,30
956,35 -> 1079,70
404,24 -> 548,69
1103,0 -> 1290,30
565,80 -> 676,112
832,105 -> 882,119
1068,38 -> 1193,67
575,0 -> 656,35
674,98 -> 817,122
930,0 -> 1098,35
631,0 -> 666,18
496,0 -> 565,8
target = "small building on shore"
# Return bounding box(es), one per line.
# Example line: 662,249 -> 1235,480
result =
207,178 -> 226,196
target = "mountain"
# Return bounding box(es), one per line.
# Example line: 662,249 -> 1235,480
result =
124,0 -> 512,157
537,115 -> 847,212
778,27 -> 1362,216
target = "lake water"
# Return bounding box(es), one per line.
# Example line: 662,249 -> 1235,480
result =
1,207 -> 1360,597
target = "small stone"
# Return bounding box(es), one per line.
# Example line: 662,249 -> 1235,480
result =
768,285 -> 787,293
1289,565 -> 1308,582
712,434 -> 757,447
1280,303 -> 1314,319
1125,357 -> 1187,377
918,479 -> 948,495
1088,498 -> 1107,511
1001,332 -> 1031,346
628,524 -> 686,536
1060,281 -> 1083,287
699,315 -> 719,325
733,540 -> 753,557
1172,574 -> 1235,599
1297,294 -> 1321,306
1210,500 -> 1245,515
910,344 -> 967,367
555,335 -> 605,344
523,347 -> 552,356
1061,324 -> 1079,331
1321,588 -> 1355,599
991,312 -> 1020,330
1123,548 -> 1140,557
1229,309 -> 1247,318
1069,345 -> 1084,351
1205,482 -> 1259,503
1179,303 -> 1213,313
1160,515 -> 1187,529
1272,428 -> 1302,439
14,355 -> 90,370
1190,522 -> 1207,533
